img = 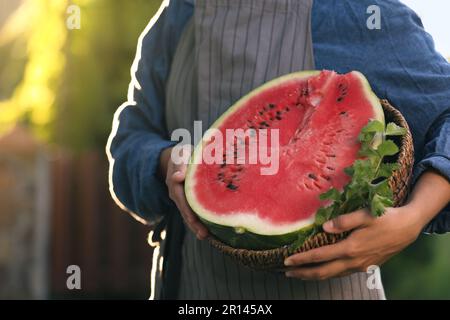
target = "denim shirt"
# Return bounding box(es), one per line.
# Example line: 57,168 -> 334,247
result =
107,0 -> 450,234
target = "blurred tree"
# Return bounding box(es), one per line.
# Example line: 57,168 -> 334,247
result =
0,0 -> 161,150
54,0 -> 162,151
0,0 -> 68,140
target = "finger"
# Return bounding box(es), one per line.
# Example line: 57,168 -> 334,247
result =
172,184 -> 208,239
285,259 -> 353,280
170,169 -> 187,183
323,209 -> 374,234
284,240 -> 349,266
179,204 -> 209,240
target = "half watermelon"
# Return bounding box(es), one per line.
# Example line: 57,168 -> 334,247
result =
185,70 -> 384,250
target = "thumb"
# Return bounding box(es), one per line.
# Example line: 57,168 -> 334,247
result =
171,169 -> 187,183
323,209 -> 373,233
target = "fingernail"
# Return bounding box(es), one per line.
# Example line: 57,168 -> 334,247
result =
323,220 -> 333,230
285,271 -> 293,277
284,259 -> 293,266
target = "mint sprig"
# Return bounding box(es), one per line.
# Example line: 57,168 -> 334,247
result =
289,120 -> 406,252
315,120 -> 405,223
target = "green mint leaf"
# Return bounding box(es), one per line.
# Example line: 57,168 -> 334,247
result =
358,131 -> 377,144
288,227 -> 317,254
352,159 -> 374,181
380,183 -> 394,201
376,140 -> 399,157
369,179 -> 392,198
319,188 -> 342,201
385,123 -> 407,136
344,166 -> 355,177
358,144 -> 379,159
376,163 -> 399,178
361,120 -> 385,133
315,206 -> 334,225
370,194 -> 393,217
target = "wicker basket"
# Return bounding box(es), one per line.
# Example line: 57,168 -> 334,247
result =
207,100 -> 415,270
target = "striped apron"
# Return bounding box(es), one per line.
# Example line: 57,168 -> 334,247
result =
164,0 -> 386,300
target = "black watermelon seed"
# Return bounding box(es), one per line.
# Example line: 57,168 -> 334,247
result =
308,173 -> 318,180
269,103 -> 275,109
286,107 -> 290,111
276,111 -> 281,115
227,183 -> 238,190
276,116 -> 282,120
337,97 -> 344,102
326,166 -> 335,171
340,111 -> 347,115
259,111 -> 264,115
220,163 -> 226,168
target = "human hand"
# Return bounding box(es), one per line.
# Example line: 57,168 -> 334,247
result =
283,206 -> 422,280
162,144 -> 208,240
283,170 -> 450,280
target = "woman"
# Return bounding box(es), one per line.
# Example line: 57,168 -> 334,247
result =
107,0 -> 450,299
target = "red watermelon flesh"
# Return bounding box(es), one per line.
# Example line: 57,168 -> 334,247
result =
185,70 -> 384,249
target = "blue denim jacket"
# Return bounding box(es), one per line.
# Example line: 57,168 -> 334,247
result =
107,0 -> 450,233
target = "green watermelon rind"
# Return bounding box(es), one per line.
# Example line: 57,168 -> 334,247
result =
200,217 -> 316,250
185,70 -> 384,250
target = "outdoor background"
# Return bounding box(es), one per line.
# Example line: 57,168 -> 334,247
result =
0,0 -> 449,299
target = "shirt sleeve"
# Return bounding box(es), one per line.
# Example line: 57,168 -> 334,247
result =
106,0 -> 193,226
312,0 -> 450,233
382,4 -> 450,234
415,112 -> 450,234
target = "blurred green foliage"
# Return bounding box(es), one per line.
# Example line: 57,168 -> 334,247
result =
0,0 -> 68,138
56,0 -> 162,150
0,0 -> 161,149
383,233 -> 450,299
0,0 -> 448,299
54,0 -> 162,151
